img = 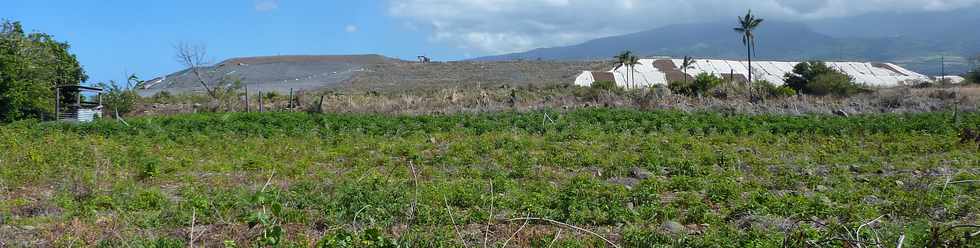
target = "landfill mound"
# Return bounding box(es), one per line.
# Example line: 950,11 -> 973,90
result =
139,54 -> 606,95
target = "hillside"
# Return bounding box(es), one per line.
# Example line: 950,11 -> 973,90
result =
474,21 -> 841,62
138,55 -> 396,96
473,8 -> 980,76
139,55 -> 607,95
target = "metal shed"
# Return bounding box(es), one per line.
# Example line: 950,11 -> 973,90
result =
54,85 -> 104,122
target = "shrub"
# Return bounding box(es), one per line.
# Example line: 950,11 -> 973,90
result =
669,73 -> 723,97
576,80 -> 621,101
966,68 -> 980,84
785,61 -> 834,92
150,91 -> 173,101
591,80 -> 619,92
668,81 -> 692,96
753,80 -> 796,98
784,61 -> 868,96
809,72 -> 868,96
97,76 -> 142,117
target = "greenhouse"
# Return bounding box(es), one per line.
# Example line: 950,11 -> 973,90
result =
574,58 -> 931,88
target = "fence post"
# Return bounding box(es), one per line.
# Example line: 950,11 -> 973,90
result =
244,84 -> 249,113
55,87 -> 60,121
288,88 -> 294,110
318,95 -> 325,113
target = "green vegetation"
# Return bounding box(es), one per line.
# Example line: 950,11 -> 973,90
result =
1,109 -> 978,246
96,75 -> 144,117
966,67 -> 979,84
590,80 -> 619,92
0,20 -> 87,122
753,80 -> 796,98
785,61 -> 869,96
669,73 -> 723,97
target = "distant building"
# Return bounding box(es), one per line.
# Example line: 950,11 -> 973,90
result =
935,75 -> 966,84
574,58 -> 930,88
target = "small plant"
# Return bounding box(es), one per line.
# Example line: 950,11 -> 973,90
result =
247,188 -> 285,246
316,229 -> 399,248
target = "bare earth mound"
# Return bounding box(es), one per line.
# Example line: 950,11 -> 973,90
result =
138,55 -> 608,95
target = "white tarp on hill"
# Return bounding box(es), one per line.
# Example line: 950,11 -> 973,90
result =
574,58 -> 930,88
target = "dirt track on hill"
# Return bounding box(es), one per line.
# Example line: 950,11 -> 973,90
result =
335,60 -> 609,91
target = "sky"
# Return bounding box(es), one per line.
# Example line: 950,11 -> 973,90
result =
4,0 -> 979,84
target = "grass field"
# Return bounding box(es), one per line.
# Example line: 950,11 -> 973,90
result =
1,109 -> 979,247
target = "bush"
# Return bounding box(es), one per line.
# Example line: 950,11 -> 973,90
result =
784,61 -> 867,96
668,81 -> 692,96
669,73 -> 723,97
149,91 -> 173,102
809,72 -> 868,96
966,68 -> 980,84
753,80 -> 796,98
576,80 -> 621,101
97,76 -> 142,117
591,80 -> 619,92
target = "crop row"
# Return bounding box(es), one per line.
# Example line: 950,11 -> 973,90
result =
9,109 -> 977,138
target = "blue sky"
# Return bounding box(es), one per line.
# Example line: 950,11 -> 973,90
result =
5,0 -> 979,84
3,0 -> 464,84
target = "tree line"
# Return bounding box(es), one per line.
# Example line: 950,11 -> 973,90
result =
0,20 -> 87,122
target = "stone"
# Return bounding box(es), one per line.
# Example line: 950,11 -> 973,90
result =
661,221 -> 687,235
815,185 -> 829,192
607,177 -> 640,190
630,167 -> 654,179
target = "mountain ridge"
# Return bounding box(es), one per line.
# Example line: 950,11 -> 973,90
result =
472,9 -> 980,75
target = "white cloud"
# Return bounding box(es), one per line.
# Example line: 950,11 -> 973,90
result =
254,0 -> 279,11
345,25 -> 359,33
388,0 -> 980,54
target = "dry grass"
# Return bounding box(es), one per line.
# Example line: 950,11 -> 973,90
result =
133,84 -> 980,117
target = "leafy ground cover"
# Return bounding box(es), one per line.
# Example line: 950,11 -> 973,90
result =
1,109 -> 978,247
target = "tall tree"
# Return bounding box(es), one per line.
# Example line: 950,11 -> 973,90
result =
626,55 -> 641,88
613,51 -> 633,88
0,20 -> 87,122
734,10 -> 763,84
174,42 -> 218,99
681,56 -> 696,85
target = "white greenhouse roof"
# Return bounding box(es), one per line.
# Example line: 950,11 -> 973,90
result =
574,58 -> 930,88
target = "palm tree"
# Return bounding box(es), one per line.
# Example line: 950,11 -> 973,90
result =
626,55 -> 641,88
614,51 -> 633,88
734,10 -> 763,84
681,56 -> 696,85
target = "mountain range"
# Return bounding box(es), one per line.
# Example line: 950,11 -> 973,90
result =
473,7 -> 980,76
